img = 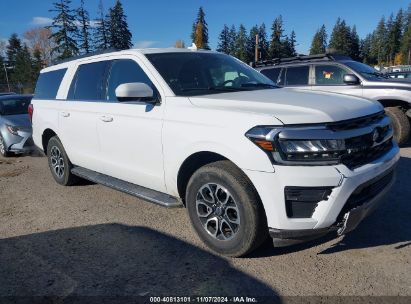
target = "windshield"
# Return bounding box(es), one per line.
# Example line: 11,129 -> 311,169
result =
344,61 -> 388,80
146,52 -> 277,96
0,97 -> 31,116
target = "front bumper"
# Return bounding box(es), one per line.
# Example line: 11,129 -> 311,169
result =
244,142 -> 400,242
2,129 -> 34,153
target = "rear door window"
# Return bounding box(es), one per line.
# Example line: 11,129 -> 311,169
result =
260,68 -> 281,83
284,66 -> 310,86
68,61 -> 110,101
34,69 -> 67,99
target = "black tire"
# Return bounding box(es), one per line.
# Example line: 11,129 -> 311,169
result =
385,107 -> 410,146
186,160 -> 268,257
0,134 -> 11,157
46,136 -> 78,186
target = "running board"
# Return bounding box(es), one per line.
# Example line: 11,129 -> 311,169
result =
71,166 -> 183,208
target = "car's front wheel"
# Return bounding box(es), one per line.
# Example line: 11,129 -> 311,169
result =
385,107 -> 410,145
47,136 -> 78,186
186,160 -> 268,257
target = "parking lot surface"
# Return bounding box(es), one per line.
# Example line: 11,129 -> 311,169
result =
0,147 -> 410,298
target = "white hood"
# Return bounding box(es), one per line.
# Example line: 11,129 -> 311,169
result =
189,88 -> 383,125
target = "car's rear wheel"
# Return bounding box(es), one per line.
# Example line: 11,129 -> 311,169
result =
186,160 -> 268,257
0,134 -> 11,157
385,107 -> 410,145
47,136 -> 78,186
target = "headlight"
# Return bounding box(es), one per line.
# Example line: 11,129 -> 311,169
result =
6,125 -> 20,135
246,126 -> 347,165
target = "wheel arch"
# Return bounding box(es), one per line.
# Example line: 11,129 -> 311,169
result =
378,99 -> 411,110
42,128 -> 57,155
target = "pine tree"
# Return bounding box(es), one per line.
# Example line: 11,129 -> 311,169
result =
191,7 -> 209,49
350,26 -> 360,60
246,25 -> 259,63
217,24 -> 231,54
258,23 -> 269,60
32,48 -> 44,82
0,56 -> 6,88
94,0 -> 109,50
228,25 -> 237,56
269,16 -> 285,59
13,45 -> 33,91
329,18 -> 352,55
48,0 -> 79,60
76,0 -> 91,54
235,24 -> 248,62
386,10 -> 404,64
373,17 -> 387,64
287,30 -> 297,57
6,34 -> 22,71
107,0 -> 133,50
309,25 -> 327,55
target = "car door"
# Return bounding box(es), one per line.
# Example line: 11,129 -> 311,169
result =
312,64 -> 363,97
59,60 -> 111,172
96,57 -> 166,193
279,65 -> 312,90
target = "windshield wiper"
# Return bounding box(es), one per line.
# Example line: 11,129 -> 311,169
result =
180,86 -> 249,92
241,83 -> 277,88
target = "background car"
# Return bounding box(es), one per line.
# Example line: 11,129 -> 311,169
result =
254,54 -> 411,145
0,94 -> 33,157
386,71 -> 411,80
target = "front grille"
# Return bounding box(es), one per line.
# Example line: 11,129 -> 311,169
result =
326,111 -> 385,131
341,140 -> 393,169
337,170 -> 394,221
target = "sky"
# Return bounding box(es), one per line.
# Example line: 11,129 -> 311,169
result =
0,0 -> 410,54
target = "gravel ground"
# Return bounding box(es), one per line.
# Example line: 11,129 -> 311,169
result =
0,147 -> 410,299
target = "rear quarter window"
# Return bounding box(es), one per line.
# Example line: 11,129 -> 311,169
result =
34,68 -> 67,100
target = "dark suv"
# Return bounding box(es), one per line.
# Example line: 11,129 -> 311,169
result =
255,54 -> 411,145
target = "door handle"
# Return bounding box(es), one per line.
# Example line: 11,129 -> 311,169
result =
61,112 -> 70,118
100,116 -> 113,122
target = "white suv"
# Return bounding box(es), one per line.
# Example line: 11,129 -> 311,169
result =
31,49 -> 400,257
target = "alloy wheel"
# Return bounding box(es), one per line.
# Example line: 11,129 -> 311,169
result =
196,183 -> 241,241
50,146 -> 65,178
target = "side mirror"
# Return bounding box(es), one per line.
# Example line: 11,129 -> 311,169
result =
343,74 -> 360,85
115,82 -> 154,102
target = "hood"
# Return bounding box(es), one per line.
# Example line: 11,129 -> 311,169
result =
188,88 -> 382,125
1,114 -> 31,128
364,78 -> 411,88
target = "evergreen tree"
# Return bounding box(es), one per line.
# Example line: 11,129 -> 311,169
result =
76,0 -> 91,54
360,34 -> 376,64
246,25 -> 259,63
217,24 -> 231,54
107,0 -> 133,50
0,56 -> 6,88
235,24 -> 248,62
386,10 -> 404,64
32,48 -> 44,82
258,23 -> 269,60
48,0 -> 79,60
12,45 -> 33,91
400,23 -> 411,64
350,26 -> 360,60
6,34 -> 22,70
329,18 -> 352,55
269,16 -> 285,59
94,0 -> 109,50
309,25 -> 327,55
191,7 -> 209,49
228,25 -> 237,56
281,32 -> 298,58
373,17 -> 387,64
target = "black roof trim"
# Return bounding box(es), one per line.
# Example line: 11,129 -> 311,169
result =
252,53 -> 353,68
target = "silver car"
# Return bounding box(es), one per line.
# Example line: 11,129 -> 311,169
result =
0,95 -> 33,157
255,54 -> 411,145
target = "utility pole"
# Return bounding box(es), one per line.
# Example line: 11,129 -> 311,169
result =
2,62 -> 10,92
255,34 -> 259,63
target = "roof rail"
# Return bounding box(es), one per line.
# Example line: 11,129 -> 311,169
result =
49,48 -> 121,66
252,53 -> 353,68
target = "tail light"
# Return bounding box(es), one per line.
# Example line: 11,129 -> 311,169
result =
28,104 -> 34,123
